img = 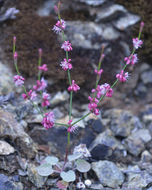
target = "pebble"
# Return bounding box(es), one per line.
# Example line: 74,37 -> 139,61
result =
92,160 -> 124,188
0,140 -> 15,155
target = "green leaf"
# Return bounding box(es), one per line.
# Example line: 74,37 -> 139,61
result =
60,170 -> 76,182
44,156 -> 59,165
37,163 -> 54,176
76,159 -> 91,173
68,153 -> 82,162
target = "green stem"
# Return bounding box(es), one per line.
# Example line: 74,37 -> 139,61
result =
38,59 -> 41,81
14,62 -> 20,75
71,112 -> 91,126
55,122 -> 69,127
13,41 -> 16,54
69,92 -> 73,119
67,69 -> 72,85
58,12 -> 73,164
67,132 -> 70,146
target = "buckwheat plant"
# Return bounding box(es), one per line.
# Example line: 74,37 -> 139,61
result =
13,2 -> 144,189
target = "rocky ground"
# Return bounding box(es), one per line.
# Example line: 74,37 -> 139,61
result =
0,59 -> 152,189
0,0 -> 152,189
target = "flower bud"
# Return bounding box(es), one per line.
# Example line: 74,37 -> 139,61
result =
14,52 -> 18,59
38,48 -> 42,57
13,36 -> 16,43
140,21 -> 144,33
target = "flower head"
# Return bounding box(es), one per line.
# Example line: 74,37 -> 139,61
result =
67,120 -> 78,133
105,85 -> 113,97
38,64 -> 48,71
94,69 -> 103,76
116,70 -> 129,82
73,144 -> 91,158
22,90 -> 37,101
88,96 -> 99,115
124,54 -> 138,65
33,78 -> 47,91
52,19 -> 66,33
42,111 -> 55,129
61,41 -> 72,52
42,92 -> 50,107
133,37 -> 143,49
100,83 -> 113,97
68,80 -> 80,92
14,75 -> 25,86
60,58 -> 72,71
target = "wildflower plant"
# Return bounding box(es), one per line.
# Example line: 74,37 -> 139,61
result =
13,1 -> 144,189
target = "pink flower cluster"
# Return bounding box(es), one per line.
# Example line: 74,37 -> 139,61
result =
88,96 -> 99,115
133,38 -> 143,49
124,54 -> 138,65
68,80 -> 80,92
14,75 -> 25,86
52,19 -> 66,34
42,111 -> 55,129
38,64 -> 48,71
116,70 -> 129,82
94,69 -> 103,76
67,120 -> 78,133
33,78 -> 47,91
61,41 -> 73,52
60,58 -> 72,71
42,92 -> 50,107
22,90 -> 37,101
88,83 -> 113,115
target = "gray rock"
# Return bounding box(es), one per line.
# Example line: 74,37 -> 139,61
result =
134,82 -> 147,97
94,4 -> 127,22
50,91 -> 69,105
37,0 -> 58,16
92,160 -> 124,188
0,8 -> 19,22
89,129 -> 125,151
76,0 -> 106,6
0,62 -> 14,95
0,140 -> 15,155
0,174 -> 23,190
90,183 -> 104,189
27,163 -> 47,188
141,70 -> 152,85
122,165 -> 152,189
143,114 -> 152,125
26,114 -> 43,123
124,129 -> 151,156
64,21 -> 120,50
52,107 -> 64,119
0,154 -> 19,173
139,63 -> 151,73
141,150 -> 152,162
113,13 -> 140,30
103,109 -> 142,137
0,109 -> 37,158
141,105 -> 152,125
